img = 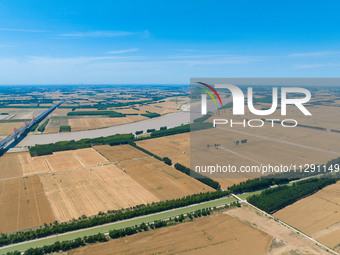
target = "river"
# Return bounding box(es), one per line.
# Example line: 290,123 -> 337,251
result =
20,111 -> 190,146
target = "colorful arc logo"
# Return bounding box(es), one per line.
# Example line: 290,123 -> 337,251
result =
197,82 -> 223,107
198,82 -> 222,115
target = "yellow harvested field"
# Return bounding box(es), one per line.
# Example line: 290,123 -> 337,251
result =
264,105 -> 340,130
0,122 -> 25,136
43,151 -> 83,171
134,97 -> 189,115
135,133 -> 248,189
69,115 -> 146,131
191,127 -> 339,180
71,148 -> 108,166
318,229 -> 340,253
70,214 -> 272,255
0,153 -> 23,179
274,182 -> 340,252
137,105 -> 178,115
18,152 -> 50,176
69,118 -> 128,131
51,108 -> 72,116
209,108 -> 340,153
0,175 -> 55,233
33,148 -> 109,172
227,205 -> 329,255
117,157 -> 214,201
0,149 -> 107,179
214,178 -> 248,190
94,144 -> 148,162
113,108 -> 141,114
136,133 -> 190,155
39,165 -> 159,222
166,152 -> 190,167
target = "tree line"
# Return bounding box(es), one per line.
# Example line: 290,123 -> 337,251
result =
29,133 -> 134,156
174,163 -> 221,190
37,119 -> 49,133
227,157 -> 340,194
67,110 -> 125,118
149,122 -> 212,138
141,112 -> 161,118
7,203 -> 239,255
128,140 -> 221,190
0,190 -> 230,247
247,178 -> 337,214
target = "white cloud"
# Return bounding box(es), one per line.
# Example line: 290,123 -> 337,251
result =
0,28 -> 47,33
293,63 -> 339,69
106,48 -> 138,54
59,30 -> 135,38
0,53 -> 265,84
289,51 -> 340,57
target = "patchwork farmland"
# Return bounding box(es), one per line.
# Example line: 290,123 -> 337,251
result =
0,85 -> 339,255
0,144 -> 213,229
94,143 -> 213,200
116,157 -> 213,200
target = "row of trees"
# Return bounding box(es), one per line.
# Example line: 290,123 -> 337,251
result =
59,126 -> 71,132
128,141 -> 162,161
37,119 -> 49,132
0,190 -> 230,247
141,112 -> 161,118
29,120 -> 213,157
135,130 -> 143,135
247,178 -> 337,213
228,178 -> 290,194
162,157 -> 172,165
149,122 -> 212,138
10,200 -> 239,255
228,157 -> 340,194
67,110 -> 125,118
29,133 -> 134,156
129,139 -> 221,190
174,163 -> 221,190
29,123 -> 39,132
9,204 -> 234,255
71,98 -> 165,110
10,233 -> 107,255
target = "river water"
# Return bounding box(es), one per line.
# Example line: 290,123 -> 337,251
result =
20,111 -> 190,146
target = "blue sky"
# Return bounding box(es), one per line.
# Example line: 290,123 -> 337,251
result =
0,0 -> 339,84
